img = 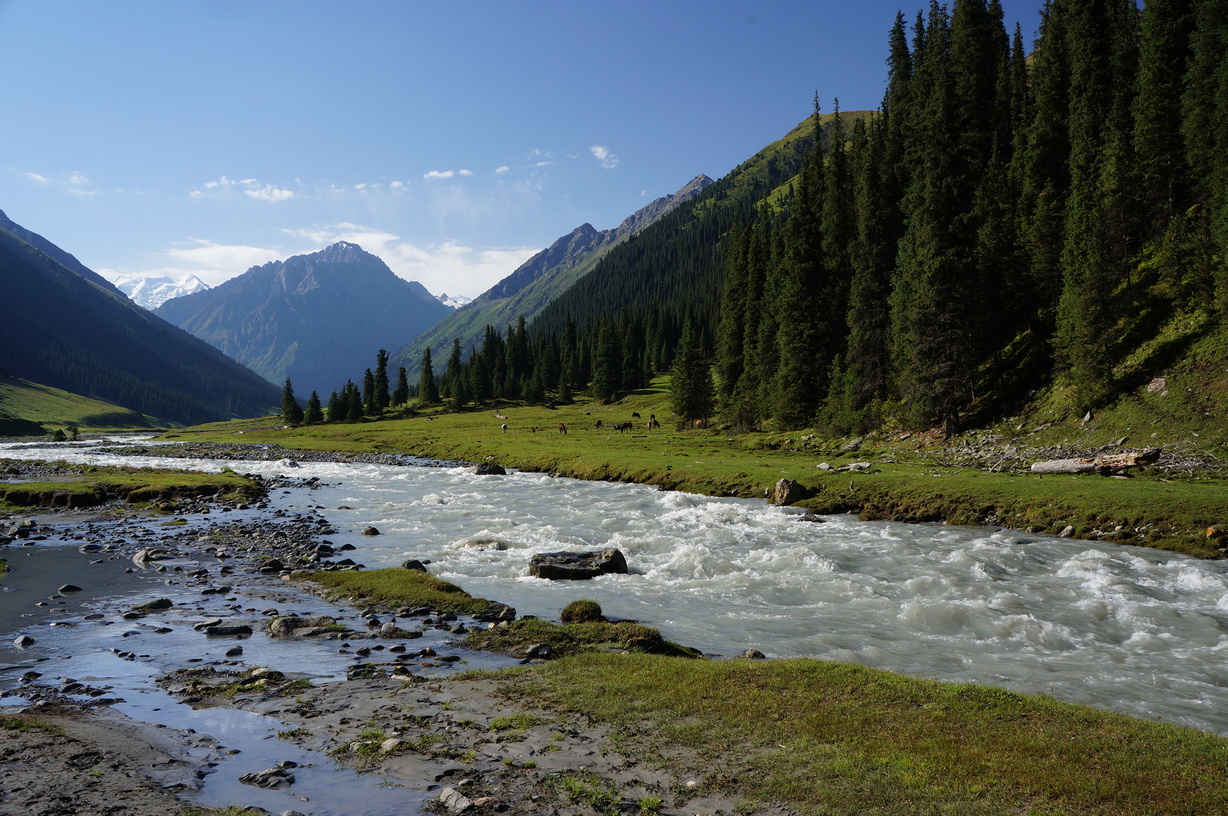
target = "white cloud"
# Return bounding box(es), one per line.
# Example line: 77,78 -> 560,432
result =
424,169 -> 471,180
67,171 -> 90,186
20,171 -> 51,184
245,184 -> 294,202
590,145 -> 619,169
98,238 -> 286,287
281,222 -> 538,298
495,166 -> 510,175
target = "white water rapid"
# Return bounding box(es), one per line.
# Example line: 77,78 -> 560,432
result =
5,440 -> 1228,736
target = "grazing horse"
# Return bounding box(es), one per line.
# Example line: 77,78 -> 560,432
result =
647,416 -> 660,430
501,423 -> 507,434
558,423 -> 567,434
595,419 -> 603,430
631,412 -> 641,419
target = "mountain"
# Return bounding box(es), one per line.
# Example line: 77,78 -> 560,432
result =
437,293 -> 472,309
155,242 -> 452,397
114,273 -> 211,310
0,209 -> 281,425
392,174 -> 714,374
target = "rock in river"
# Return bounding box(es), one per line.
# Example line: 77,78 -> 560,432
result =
528,548 -> 627,580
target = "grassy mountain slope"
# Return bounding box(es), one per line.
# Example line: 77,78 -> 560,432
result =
530,111 -> 865,337
0,373 -> 160,434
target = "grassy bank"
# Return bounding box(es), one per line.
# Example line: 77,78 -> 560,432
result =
487,653 -> 1228,815
162,377 -> 1227,558
0,462 -> 263,510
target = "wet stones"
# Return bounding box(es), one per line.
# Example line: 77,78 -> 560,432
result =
239,762 -> 296,789
268,614 -> 342,637
528,548 -> 627,580
472,463 -> 506,476
13,635 -> 35,648
203,624 -> 253,637
361,526 -> 380,536
130,598 -> 174,613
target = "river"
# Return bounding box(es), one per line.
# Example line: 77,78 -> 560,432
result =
4,438 -> 1228,738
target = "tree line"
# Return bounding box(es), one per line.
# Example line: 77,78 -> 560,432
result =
286,0 -> 1228,434
717,0 -> 1227,436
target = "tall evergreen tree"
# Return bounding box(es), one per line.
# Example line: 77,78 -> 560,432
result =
373,349 -> 391,411
362,368 -> 377,415
773,99 -> 829,429
670,318 -> 714,426
392,366 -> 410,406
1055,0 -> 1141,411
1182,0 -> 1228,312
304,391 -> 324,425
418,348 -> 439,405
281,377 -> 304,426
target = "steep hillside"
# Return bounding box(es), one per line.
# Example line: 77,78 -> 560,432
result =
392,175 -> 714,374
156,242 -> 451,397
0,372 -> 159,433
0,212 -> 281,425
529,111 -> 864,338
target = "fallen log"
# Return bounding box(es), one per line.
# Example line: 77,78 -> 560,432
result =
1030,448 -> 1161,475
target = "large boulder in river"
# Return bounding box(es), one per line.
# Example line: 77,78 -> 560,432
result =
769,478 -> 808,506
529,548 -> 627,580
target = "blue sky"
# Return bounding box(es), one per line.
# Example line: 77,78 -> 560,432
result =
1,0 -> 1046,299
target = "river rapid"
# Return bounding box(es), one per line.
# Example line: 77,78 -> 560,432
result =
5,438 -> 1228,737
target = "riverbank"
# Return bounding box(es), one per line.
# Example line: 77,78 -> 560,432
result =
160,384 -> 1228,559
3,454 -> 1228,814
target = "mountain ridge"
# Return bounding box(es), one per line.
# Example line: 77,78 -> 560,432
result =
156,241 -> 452,397
392,174 -> 714,372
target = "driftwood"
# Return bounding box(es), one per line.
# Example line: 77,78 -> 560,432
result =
1030,448 -> 1161,475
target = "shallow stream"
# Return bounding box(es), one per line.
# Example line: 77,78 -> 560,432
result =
4,437 -> 1228,746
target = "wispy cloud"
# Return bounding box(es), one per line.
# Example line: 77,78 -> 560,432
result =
423,169 -> 473,180
192,175 -> 294,201
20,171 -> 51,184
590,145 -> 619,169
98,238 -> 287,287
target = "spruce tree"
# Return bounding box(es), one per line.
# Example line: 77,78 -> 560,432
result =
1182,0 -> 1228,312
418,348 -> 439,405
773,100 -> 829,429
362,368 -> 377,415
304,391 -> 324,424
670,319 -> 714,427
374,349 -> 390,411
589,316 -> 619,403
392,366 -> 409,406
1055,0 -> 1140,411
281,378 -> 304,425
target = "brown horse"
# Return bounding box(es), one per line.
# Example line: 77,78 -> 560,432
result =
558,423 -> 567,434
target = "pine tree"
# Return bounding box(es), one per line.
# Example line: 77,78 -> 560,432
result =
670,319 -> 714,426
362,368 -> 377,415
326,390 -> 342,422
281,377 -> 304,426
417,349 -> 439,405
443,337 -> 464,399
773,99 -> 829,429
1182,0 -> 1228,312
1056,0 -> 1140,411
392,367 -> 409,406
589,316 -> 619,403
374,349 -> 390,411
304,391 -> 324,424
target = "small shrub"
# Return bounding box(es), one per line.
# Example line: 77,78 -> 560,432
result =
561,599 -> 604,624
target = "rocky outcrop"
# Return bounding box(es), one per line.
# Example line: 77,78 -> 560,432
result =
528,548 -> 627,580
